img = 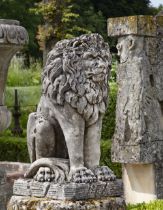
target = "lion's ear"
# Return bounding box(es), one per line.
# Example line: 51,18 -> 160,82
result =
73,40 -> 82,48
128,36 -> 135,50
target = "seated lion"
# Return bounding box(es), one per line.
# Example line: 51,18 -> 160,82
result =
26,34 -> 115,183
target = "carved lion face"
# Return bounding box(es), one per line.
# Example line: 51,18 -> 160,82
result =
82,50 -> 110,83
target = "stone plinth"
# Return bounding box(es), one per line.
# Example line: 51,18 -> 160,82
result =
13,178 -> 123,200
0,162 -> 30,209
107,14 -> 163,204
7,178 -> 125,210
0,19 -> 28,131
8,196 -> 125,210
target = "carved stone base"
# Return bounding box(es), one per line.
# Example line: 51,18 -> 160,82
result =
7,196 -> 126,210
13,178 -> 123,200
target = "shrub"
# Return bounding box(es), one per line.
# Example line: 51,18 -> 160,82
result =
0,131 -> 29,162
0,131 -> 122,177
101,82 -> 117,140
100,140 -> 122,178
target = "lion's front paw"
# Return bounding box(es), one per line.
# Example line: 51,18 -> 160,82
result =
69,167 -> 97,183
34,167 -> 55,182
93,166 -> 116,182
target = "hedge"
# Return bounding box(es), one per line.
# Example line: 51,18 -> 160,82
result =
0,135 -> 29,163
0,133 -> 122,177
101,82 -> 117,140
100,140 -> 122,178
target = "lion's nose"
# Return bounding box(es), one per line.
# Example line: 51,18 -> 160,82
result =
95,60 -> 106,69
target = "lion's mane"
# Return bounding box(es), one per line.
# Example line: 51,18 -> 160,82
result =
42,34 -> 111,126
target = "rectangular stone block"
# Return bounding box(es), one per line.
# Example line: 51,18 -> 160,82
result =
72,183 -> 89,200
107,16 -> 157,37
31,181 -> 50,197
13,179 -> 31,196
47,183 -> 89,200
95,181 -> 106,198
103,180 -> 123,197
46,183 -> 62,199
12,179 -> 123,200
88,182 -> 97,198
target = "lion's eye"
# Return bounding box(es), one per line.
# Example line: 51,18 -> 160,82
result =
87,55 -> 94,60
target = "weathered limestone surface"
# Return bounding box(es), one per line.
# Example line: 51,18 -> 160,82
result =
8,196 -> 125,210
108,14 -> 163,202
107,16 -> 157,37
0,162 -> 30,210
108,15 -> 163,164
8,34 -> 124,209
26,34 -> 115,183
0,168 -> 7,210
13,179 -> 123,200
0,19 -> 28,131
123,164 -> 156,204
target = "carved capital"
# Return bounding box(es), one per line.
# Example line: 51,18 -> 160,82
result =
0,19 -> 28,46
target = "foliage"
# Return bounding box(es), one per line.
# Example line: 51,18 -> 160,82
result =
0,0 -> 42,59
0,0 -> 160,59
0,130 -> 122,178
34,0 -> 106,51
127,200 -> 163,210
91,0 -> 153,19
0,130 -> 29,162
101,82 -> 117,140
100,140 -> 122,178
5,86 -> 41,129
7,59 -> 42,87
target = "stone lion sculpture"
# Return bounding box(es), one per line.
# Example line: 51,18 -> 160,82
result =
26,34 -> 115,183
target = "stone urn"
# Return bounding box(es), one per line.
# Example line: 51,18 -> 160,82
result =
0,19 -> 28,132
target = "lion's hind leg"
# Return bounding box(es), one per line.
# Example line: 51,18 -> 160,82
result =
27,112 -> 56,162
27,112 -> 37,162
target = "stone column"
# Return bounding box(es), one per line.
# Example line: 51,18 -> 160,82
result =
0,19 -> 28,132
107,14 -> 163,204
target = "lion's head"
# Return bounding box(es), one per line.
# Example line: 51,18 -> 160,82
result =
42,34 -> 111,126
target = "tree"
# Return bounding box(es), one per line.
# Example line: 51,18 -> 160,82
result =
90,0 -> 152,19
0,0 -> 42,61
35,0 -> 106,61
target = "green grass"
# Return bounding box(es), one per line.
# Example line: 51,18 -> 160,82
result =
7,60 -> 42,87
5,86 -> 41,107
127,200 -> 163,210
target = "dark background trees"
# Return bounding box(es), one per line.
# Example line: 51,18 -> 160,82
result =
0,0 -> 161,60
